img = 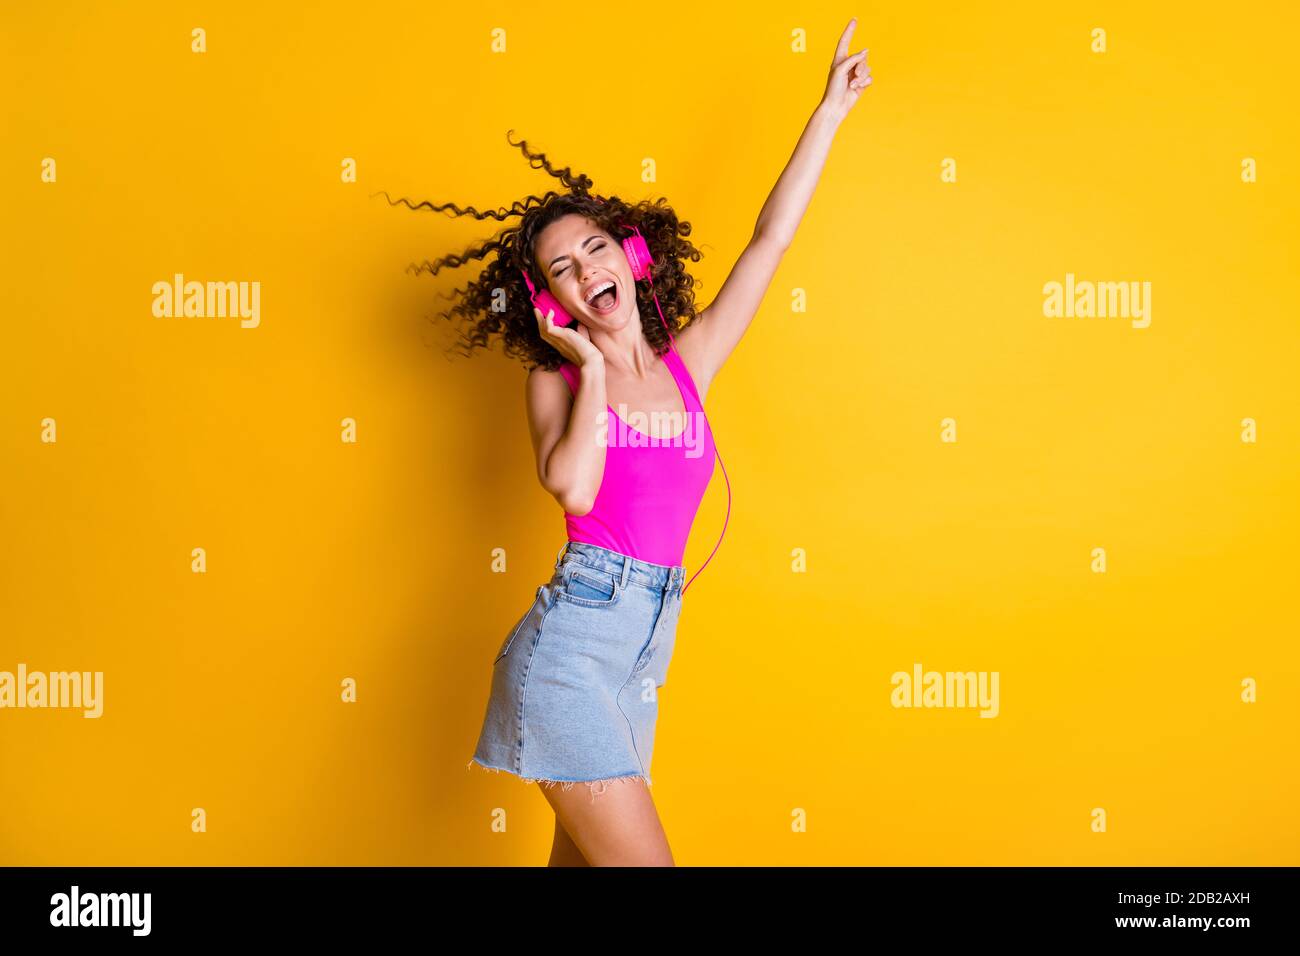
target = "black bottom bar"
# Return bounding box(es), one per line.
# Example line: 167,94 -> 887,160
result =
0,866 -> 1289,942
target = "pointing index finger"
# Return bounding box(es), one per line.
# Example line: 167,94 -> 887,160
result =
834,17 -> 857,64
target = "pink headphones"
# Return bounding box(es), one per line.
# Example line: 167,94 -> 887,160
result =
520,208 -> 731,594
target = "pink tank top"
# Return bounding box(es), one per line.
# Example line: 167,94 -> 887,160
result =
556,343 -> 715,567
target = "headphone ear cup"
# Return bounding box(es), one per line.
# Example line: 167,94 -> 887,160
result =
622,234 -> 654,282
533,289 -> 574,328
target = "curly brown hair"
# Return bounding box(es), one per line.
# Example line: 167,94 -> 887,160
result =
374,130 -> 707,371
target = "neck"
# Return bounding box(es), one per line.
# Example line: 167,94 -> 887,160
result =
590,310 -> 657,377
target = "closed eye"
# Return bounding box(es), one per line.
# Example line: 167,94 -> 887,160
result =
551,241 -> 607,280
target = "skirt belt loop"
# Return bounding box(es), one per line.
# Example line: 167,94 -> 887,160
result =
618,555 -> 631,590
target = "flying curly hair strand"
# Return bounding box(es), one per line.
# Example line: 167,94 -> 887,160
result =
373,129 -> 706,371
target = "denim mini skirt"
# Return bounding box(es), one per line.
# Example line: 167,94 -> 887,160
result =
467,541 -> 685,798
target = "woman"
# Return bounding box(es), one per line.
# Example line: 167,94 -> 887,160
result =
385,19 -> 871,865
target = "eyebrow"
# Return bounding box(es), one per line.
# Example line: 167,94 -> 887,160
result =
548,235 -> 604,272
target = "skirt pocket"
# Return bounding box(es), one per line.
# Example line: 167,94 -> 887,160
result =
556,564 -> 623,608
494,585 -> 545,664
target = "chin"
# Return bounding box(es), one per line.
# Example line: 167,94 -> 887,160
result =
580,306 -> 634,333
607,307 -> 636,331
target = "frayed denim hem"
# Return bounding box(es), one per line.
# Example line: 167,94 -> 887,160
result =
467,757 -> 651,802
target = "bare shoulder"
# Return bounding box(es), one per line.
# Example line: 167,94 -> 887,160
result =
672,308 -> 715,401
526,364 -> 570,398
527,364 -> 558,384
525,365 -> 572,427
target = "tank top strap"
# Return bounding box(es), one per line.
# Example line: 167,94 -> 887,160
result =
663,342 -> 703,409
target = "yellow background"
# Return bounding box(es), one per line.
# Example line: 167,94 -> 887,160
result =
2,1 -> 1296,865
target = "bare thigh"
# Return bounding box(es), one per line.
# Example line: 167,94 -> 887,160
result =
538,779 -> 675,867
547,818 -> 588,867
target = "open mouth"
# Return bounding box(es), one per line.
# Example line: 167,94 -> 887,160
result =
583,279 -> 620,315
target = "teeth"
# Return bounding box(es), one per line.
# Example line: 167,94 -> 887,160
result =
584,280 -> 615,304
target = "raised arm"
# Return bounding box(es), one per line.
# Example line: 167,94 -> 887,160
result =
675,18 -> 873,398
